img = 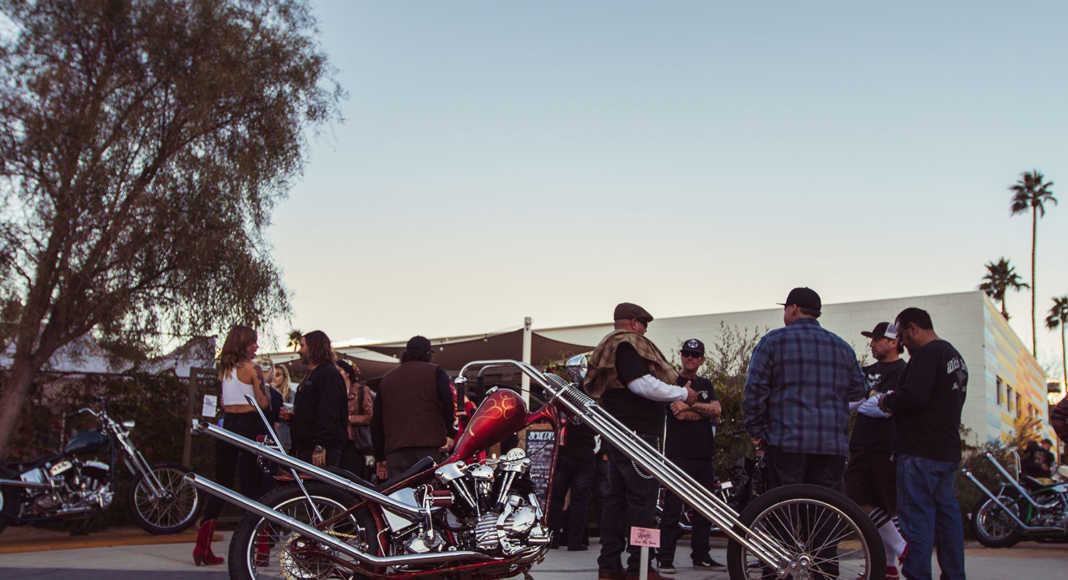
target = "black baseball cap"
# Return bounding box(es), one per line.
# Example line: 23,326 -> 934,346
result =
778,287 -> 821,314
681,338 -> 705,356
614,302 -> 653,323
861,322 -> 897,340
406,335 -> 432,354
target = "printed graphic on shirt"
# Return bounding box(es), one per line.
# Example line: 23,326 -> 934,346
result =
947,356 -> 968,393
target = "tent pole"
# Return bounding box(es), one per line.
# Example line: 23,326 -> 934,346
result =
522,316 -> 532,408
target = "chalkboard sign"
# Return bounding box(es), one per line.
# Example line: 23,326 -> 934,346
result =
525,429 -> 555,509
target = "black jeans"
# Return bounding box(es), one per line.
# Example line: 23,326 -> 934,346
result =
658,456 -> 716,564
765,446 -> 845,490
597,443 -> 659,573
341,440 -> 372,481
549,452 -> 596,549
203,412 -> 267,520
763,446 -> 846,579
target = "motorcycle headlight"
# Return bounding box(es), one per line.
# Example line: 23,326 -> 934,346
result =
122,420 -> 136,431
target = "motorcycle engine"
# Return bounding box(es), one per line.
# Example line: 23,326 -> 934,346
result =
20,459 -> 113,517
387,448 -> 550,561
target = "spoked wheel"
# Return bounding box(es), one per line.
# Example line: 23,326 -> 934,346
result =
228,482 -> 380,580
972,497 -> 1021,548
128,462 -> 201,534
726,484 -> 885,579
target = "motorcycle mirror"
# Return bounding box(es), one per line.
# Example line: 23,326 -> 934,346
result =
565,353 -> 588,383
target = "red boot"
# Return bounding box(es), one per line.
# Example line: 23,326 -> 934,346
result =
192,519 -> 224,566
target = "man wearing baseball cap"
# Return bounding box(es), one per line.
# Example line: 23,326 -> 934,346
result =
744,287 -> 866,489
847,322 -> 908,579
584,302 -> 697,580
657,338 -> 723,573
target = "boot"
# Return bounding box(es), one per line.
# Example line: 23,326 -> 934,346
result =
192,519 -> 224,566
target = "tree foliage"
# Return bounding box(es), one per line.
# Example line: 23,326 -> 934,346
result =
978,257 -> 1029,320
1046,296 -> 1068,391
0,0 -> 342,454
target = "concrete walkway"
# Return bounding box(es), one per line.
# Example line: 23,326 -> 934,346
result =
1,525 -> 1066,578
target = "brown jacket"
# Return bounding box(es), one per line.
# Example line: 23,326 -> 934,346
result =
583,330 -> 678,399
377,361 -> 448,455
347,383 -> 373,440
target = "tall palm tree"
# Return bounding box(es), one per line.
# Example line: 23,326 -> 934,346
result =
979,257 -> 1029,320
1046,296 -> 1068,392
1010,169 -> 1058,356
287,329 -> 303,352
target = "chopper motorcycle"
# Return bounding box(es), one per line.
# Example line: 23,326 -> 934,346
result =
185,357 -> 884,579
963,447 -> 1068,547
0,405 -> 201,535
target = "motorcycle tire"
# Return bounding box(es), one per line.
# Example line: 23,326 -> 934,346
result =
127,462 -> 201,534
726,483 -> 885,580
228,481 -> 382,580
972,497 -> 1022,548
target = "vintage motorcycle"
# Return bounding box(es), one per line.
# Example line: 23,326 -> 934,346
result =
0,405 -> 201,535
185,358 -> 884,579
963,447 -> 1068,547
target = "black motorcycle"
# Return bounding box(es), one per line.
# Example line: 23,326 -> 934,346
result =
0,406 -> 201,534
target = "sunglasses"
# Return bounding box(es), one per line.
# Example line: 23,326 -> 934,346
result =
681,350 -> 703,358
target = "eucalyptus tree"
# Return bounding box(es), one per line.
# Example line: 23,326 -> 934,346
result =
1010,170 -> 1058,356
1046,296 -> 1068,393
978,257 -> 1029,320
0,0 -> 342,454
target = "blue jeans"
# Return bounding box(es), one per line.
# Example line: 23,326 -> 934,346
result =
896,454 -> 966,580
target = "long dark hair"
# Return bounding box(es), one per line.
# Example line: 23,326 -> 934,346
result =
303,330 -> 335,366
219,325 -> 257,380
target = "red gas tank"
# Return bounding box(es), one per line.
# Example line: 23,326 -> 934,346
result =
447,389 -> 528,462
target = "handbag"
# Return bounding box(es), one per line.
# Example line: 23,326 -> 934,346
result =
351,384 -> 374,454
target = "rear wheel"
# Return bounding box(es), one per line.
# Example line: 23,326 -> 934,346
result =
128,462 -> 201,534
726,483 -> 885,579
972,497 -> 1022,548
228,482 -> 381,580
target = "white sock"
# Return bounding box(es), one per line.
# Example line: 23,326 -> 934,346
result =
870,507 -> 907,562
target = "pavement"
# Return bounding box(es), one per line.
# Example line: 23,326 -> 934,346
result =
0,524 -> 1066,579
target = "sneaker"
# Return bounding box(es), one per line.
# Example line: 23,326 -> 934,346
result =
692,557 -> 725,568
657,561 -> 676,574
886,566 -> 900,579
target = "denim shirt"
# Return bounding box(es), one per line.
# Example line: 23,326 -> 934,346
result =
743,318 -> 866,456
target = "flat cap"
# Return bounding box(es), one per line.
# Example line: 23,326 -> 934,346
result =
614,302 -> 653,323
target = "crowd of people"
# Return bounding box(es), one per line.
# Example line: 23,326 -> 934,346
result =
584,291 -> 971,580
191,327 -> 458,567
193,288 -> 1057,580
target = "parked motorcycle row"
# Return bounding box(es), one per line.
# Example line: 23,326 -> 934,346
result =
0,406 -> 201,535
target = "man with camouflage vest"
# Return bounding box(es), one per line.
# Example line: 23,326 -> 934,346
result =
585,302 -> 697,580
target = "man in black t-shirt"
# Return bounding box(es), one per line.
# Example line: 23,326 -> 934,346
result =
878,308 -> 967,580
846,322 -> 907,577
657,338 -> 723,573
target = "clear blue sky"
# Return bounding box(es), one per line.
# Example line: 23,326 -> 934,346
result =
267,1 -> 1068,371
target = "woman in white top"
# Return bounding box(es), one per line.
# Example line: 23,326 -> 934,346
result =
193,325 -> 269,567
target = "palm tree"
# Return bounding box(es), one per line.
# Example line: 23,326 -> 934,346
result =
1010,169 -> 1057,356
1046,296 -> 1068,392
979,257 -> 1029,320
287,329 -> 303,352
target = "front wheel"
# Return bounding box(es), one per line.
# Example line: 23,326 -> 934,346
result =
972,497 -> 1022,548
726,483 -> 885,579
128,462 -> 201,534
228,482 -> 383,580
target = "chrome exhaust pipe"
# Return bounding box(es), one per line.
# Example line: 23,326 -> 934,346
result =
0,478 -> 51,489
192,420 -> 428,520
185,473 -> 493,567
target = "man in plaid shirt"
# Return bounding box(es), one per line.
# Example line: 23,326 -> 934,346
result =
743,287 -> 866,490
